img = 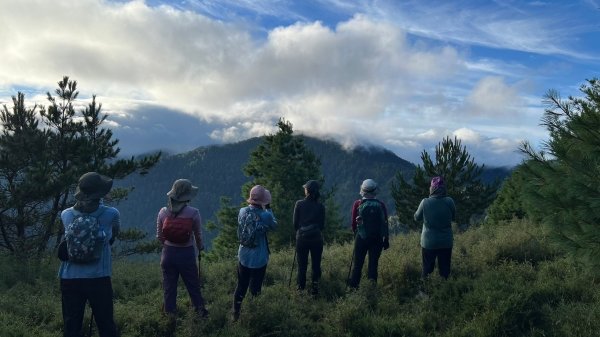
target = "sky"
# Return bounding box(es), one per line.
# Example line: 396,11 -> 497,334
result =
1,0 -> 599,167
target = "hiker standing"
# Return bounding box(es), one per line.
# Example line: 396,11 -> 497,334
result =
414,176 -> 456,282
157,179 -> 208,317
58,172 -> 120,337
348,179 -> 390,289
293,180 -> 325,295
232,185 -> 277,321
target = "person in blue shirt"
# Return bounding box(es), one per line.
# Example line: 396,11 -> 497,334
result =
58,172 -> 120,337
231,185 -> 277,321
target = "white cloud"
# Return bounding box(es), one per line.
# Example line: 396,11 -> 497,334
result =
0,0 -> 551,166
464,76 -> 524,116
453,127 -> 482,143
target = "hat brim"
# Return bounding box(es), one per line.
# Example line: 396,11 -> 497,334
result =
167,186 -> 199,202
167,186 -> 198,201
74,177 -> 113,201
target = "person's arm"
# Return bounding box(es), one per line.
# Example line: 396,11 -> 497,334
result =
293,201 -> 300,231
236,208 -> 245,240
156,208 -> 165,244
381,201 -> 389,237
110,209 -> 120,245
263,208 -> 277,231
414,199 -> 425,222
350,200 -> 360,233
449,198 -> 456,221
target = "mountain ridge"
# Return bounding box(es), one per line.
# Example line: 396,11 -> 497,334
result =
114,136 -> 510,245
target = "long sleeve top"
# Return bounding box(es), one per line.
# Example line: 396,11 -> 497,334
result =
414,196 -> 456,249
293,198 -> 325,231
58,204 -> 120,279
237,205 -> 277,268
156,205 -> 203,250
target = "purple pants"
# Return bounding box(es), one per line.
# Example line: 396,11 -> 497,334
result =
160,245 -> 205,313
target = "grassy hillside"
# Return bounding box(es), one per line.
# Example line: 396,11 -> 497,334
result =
1,219 -> 598,337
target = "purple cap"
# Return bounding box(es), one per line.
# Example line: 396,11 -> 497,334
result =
430,176 -> 445,189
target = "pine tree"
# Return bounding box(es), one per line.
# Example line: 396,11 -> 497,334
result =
520,78 -> 600,266
0,93 -> 50,255
485,165 -> 527,225
242,118 -> 324,248
0,77 -> 160,257
391,136 -> 498,230
205,197 -> 240,261
206,118 -> 341,253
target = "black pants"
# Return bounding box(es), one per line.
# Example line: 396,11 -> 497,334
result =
233,263 -> 267,304
296,235 -> 323,289
60,277 -> 119,337
349,236 -> 383,288
421,247 -> 452,279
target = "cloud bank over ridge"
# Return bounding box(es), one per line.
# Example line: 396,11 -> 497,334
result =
1,0 -> 598,166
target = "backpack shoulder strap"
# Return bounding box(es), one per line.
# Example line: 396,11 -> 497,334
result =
169,205 -> 187,219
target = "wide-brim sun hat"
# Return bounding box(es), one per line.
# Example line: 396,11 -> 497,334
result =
247,185 -> 270,206
74,172 -> 113,201
360,178 -> 378,197
167,179 -> 199,202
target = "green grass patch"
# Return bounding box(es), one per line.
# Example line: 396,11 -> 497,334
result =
1,219 -> 598,336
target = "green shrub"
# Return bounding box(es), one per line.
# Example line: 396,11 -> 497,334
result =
1,219 -> 599,337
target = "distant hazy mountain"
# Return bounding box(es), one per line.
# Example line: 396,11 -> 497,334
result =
114,136 -> 511,243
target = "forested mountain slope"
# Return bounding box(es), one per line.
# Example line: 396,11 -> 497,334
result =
114,136 -> 509,243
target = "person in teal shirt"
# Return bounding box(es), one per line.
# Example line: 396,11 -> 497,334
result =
414,176 -> 456,280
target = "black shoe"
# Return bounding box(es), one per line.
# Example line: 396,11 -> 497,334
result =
231,301 -> 241,322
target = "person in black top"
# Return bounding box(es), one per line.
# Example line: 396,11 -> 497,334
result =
293,180 -> 326,295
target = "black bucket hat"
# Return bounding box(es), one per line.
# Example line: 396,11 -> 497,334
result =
74,172 -> 113,201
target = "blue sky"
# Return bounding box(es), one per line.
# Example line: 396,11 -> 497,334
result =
1,0 -> 599,166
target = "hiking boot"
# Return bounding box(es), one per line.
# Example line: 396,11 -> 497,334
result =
231,301 -> 241,322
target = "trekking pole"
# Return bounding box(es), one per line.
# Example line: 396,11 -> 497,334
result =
288,248 -> 297,288
88,309 -> 94,337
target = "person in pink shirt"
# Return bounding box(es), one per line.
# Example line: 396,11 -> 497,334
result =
156,179 -> 208,318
